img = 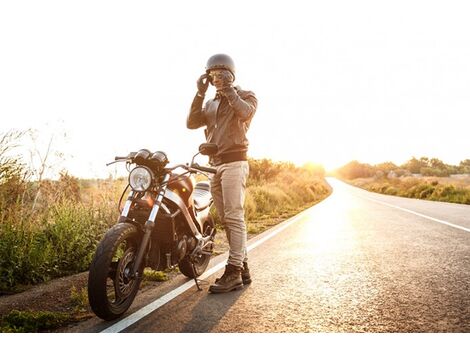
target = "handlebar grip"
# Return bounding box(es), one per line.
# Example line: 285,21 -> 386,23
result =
115,152 -> 137,161
192,163 -> 217,174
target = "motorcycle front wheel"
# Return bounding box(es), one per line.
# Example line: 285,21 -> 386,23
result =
88,223 -> 143,321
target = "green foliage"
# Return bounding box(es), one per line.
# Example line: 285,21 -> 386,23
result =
247,158 -> 295,185
143,269 -> 169,282
352,178 -> 470,205
337,156 -> 469,181
0,202 -> 114,292
420,167 -> 450,177
243,161 -> 330,224
375,162 -> 398,174
459,159 -> 470,174
70,286 -> 89,312
0,310 -> 73,333
401,156 -> 462,176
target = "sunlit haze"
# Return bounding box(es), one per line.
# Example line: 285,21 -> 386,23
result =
1,0 -> 469,178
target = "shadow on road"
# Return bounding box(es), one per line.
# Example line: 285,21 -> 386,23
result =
179,281 -> 248,333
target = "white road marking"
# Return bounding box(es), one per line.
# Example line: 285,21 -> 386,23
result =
101,208 -> 310,333
360,195 -> 470,233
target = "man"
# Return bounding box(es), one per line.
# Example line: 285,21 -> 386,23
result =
187,54 -> 257,293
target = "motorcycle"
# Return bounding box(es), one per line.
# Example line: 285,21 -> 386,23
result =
88,143 -> 219,320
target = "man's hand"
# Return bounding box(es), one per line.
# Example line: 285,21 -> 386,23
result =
197,74 -> 209,96
218,85 -> 236,97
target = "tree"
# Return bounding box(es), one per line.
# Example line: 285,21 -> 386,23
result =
429,158 -> 446,169
459,159 -> 470,174
336,160 -> 375,180
375,162 -> 398,174
402,157 -> 427,173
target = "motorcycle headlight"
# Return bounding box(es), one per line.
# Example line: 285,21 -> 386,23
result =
129,166 -> 153,192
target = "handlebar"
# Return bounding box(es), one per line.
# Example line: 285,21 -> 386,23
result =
164,163 -> 216,174
108,153 -> 217,174
191,163 -> 217,174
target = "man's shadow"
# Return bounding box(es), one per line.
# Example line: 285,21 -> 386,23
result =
180,280 -> 248,332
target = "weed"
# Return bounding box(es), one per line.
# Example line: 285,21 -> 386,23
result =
0,310 -> 74,333
70,286 -> 89,312
143,269 -> 169,282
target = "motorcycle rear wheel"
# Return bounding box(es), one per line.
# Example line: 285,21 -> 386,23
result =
88,223 -> 143,321
178,218 -> 215,278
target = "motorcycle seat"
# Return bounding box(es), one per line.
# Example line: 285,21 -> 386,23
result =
194,181 -> 212,211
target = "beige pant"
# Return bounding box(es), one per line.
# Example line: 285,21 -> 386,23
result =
210,160 -> 249,268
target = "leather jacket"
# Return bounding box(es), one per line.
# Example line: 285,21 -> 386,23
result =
187,86 -> 257,166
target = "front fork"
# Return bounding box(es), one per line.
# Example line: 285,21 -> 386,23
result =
120,174 -> 170,279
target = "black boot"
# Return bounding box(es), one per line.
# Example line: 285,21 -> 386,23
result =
209,264 -> 243,293
241,262 -> 252,285
215,262 -> 252,285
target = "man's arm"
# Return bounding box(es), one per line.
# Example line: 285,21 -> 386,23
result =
186,93 -> 207,129
222,88 -> 257,122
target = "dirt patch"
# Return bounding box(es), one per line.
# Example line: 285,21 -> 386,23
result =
0,272 -> 91,318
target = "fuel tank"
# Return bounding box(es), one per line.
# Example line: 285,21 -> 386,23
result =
167,173 -> 195,207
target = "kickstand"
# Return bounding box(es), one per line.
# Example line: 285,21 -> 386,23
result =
191,262 -> 202,291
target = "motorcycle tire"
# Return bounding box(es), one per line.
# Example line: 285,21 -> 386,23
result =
178,218 -> 215,278
88,223 -> 143,321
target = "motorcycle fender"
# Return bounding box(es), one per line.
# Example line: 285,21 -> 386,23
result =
195,206 -> 211,233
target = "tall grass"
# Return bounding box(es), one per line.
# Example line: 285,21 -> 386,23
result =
245,162 -> 329,220
0,176 -> 120,292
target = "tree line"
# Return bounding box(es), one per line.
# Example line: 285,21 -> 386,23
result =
335,157 -> 470,180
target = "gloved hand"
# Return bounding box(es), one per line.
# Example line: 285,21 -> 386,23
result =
218,85 -> 236,97
197,74 -> 209,96
216,70 -> 234,91
218,85 -> 239,106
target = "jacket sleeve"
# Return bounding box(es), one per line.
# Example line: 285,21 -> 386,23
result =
186,94 -> 207,129
224,88 -> 258,122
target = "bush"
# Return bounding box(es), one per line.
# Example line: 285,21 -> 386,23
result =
421,167 -> 450,177
0,201 -> 114,291
352,177 -> 470,205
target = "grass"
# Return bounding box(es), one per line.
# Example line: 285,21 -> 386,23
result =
350,176 -> 470,204
0,310 -> 77,333
142,269 -> 169,282
0,201 -> 116,293
69,285 -> 89,313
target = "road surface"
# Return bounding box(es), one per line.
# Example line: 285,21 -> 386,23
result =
73,178 -> 470,332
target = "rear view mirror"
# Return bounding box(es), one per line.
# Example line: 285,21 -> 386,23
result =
199,143 -> 218,156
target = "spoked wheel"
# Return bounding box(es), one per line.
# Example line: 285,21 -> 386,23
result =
179,218 -> 216,278
88,223 -> 143,321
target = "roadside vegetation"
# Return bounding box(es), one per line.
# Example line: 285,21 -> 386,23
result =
334,157 -> 470,204
0,309 -> 79,333
0,130 -> 330,294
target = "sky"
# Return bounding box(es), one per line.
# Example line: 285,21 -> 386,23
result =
1,0 -> 470,178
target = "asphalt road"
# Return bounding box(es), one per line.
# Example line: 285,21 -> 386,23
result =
77,178 -> 470,332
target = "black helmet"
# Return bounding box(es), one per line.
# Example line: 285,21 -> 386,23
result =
206,54 -> 235,78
